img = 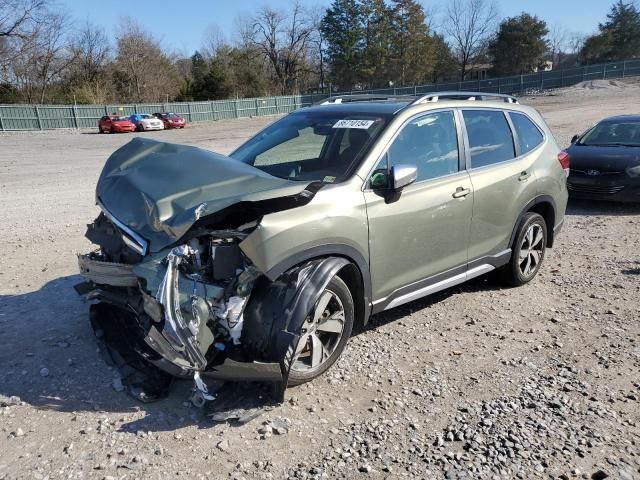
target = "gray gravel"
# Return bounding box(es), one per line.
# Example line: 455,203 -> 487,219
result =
0,85 -> 639,479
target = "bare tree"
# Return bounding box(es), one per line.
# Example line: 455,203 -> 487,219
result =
0,0 -> 50,74
249,1 -> 314,94
113,17 -> 182,102
443,0 -> 498,80
0,0 -> 48,38
567,32 -> 587,56
59,21 -> 111,103
233,14 -> 254,49
201,24 -> 226,58
9,11 -> 74,102
547,24 -> 568,67
70,22 -> 109,82
307,5 -> 327,90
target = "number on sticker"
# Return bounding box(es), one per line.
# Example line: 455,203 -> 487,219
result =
332,119 -> 375,129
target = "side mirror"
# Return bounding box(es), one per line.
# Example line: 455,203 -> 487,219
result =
571,134 -> 579,144
391,164 -> 417,191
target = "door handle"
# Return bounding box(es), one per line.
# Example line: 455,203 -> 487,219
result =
518,171 -> 530,181
452,187 -> 471,198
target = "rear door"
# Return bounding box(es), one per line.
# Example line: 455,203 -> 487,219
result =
462,109 -> 540,262
364,109 -> 473,305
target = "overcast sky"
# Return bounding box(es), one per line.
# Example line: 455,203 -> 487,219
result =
59,0 -> 612,55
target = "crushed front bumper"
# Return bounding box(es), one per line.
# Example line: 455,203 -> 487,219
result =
76,248 -> 349,403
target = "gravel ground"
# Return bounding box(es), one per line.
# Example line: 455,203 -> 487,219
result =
1,85 -> 639,480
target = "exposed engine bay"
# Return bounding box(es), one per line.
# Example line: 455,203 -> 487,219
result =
76,210 -> 347,404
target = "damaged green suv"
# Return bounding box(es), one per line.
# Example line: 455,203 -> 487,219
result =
77,92 -> 568,402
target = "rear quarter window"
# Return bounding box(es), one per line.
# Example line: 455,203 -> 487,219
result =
462,110 -> 515,168
510,112 -> 544,154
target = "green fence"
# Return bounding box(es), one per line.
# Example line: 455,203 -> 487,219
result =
1,59 -> 639,131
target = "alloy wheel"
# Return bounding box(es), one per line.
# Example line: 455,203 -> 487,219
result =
518,223 -> 544,278
291,289 -> 345,373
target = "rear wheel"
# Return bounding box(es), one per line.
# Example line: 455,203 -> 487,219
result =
500,212 -> 547,286
288,276 -> 354,386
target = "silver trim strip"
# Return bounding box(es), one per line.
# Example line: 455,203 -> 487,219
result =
384,264 -> 495,311
98,201 -> 148,256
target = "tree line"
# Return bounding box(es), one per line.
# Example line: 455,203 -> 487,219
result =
0,0 -> 639,104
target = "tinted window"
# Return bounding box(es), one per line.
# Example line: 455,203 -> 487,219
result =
386,111 -> 459,182
463,110 -> 515,168
579,120 -> 640,147
510,112 -> 544,153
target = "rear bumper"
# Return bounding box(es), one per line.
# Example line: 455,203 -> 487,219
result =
567,176 -> 640,203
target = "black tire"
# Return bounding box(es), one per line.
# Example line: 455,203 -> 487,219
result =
500,212 -> 547,286
288,275 -> 354,386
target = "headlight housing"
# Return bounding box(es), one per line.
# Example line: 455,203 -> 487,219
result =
626,164 -> 640,177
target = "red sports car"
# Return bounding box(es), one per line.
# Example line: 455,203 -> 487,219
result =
153,112 -> 186,129
99,114 -> 136,134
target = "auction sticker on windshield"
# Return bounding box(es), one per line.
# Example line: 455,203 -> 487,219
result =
333,119 -> 375,129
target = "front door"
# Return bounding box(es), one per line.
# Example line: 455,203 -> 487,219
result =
364,110 -> 473,308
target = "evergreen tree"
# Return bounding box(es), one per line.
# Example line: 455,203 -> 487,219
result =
389,0 -> 434,85
360,0 -> 392,88
601,0 -> 640,60
580,31 -> 614,64
321,0 -> 364,89
190,51 -> 208,91
580,1 -> 640,64
431,34 -> 458,83
489,14 -> 549,75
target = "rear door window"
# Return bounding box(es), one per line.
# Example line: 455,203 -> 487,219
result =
510,112 -> 544,154
463,110 -> 515,168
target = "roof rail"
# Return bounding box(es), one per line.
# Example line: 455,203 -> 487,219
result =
314,93 -> 413,105
410,91 -> 519,105
313,91 -> 519,107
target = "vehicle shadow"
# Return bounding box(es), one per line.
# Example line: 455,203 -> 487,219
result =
0,275 -> 277,432
0,270 -> 524,432
355,272 -> 504,335
566,198 -> 640,216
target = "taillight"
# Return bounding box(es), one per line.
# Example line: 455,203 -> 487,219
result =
558,151 -> 570,177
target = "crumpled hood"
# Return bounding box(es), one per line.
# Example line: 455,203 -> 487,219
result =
96,138 -> 311,253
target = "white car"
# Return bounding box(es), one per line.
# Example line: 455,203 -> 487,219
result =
131,114 -> 165,131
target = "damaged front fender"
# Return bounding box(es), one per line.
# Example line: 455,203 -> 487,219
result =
241,256 -> 350,399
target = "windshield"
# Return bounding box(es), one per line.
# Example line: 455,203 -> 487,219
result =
140,114 -> 153,119
230,111 -> 391,182
110,116 -> 128,121
579,121 -> 640,146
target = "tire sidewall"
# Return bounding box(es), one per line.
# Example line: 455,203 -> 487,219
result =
288,275 -> 354,386
510,213 -> 547,285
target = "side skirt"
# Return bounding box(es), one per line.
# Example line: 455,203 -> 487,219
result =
371,249 -> 511,313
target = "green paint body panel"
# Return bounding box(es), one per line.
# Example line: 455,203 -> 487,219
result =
93,98 -> 567,313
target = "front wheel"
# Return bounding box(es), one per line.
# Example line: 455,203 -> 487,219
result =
500,212 -> 547,286
288,276 -> 354,386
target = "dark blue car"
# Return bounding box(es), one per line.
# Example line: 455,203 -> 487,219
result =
566,115 -> 640,203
